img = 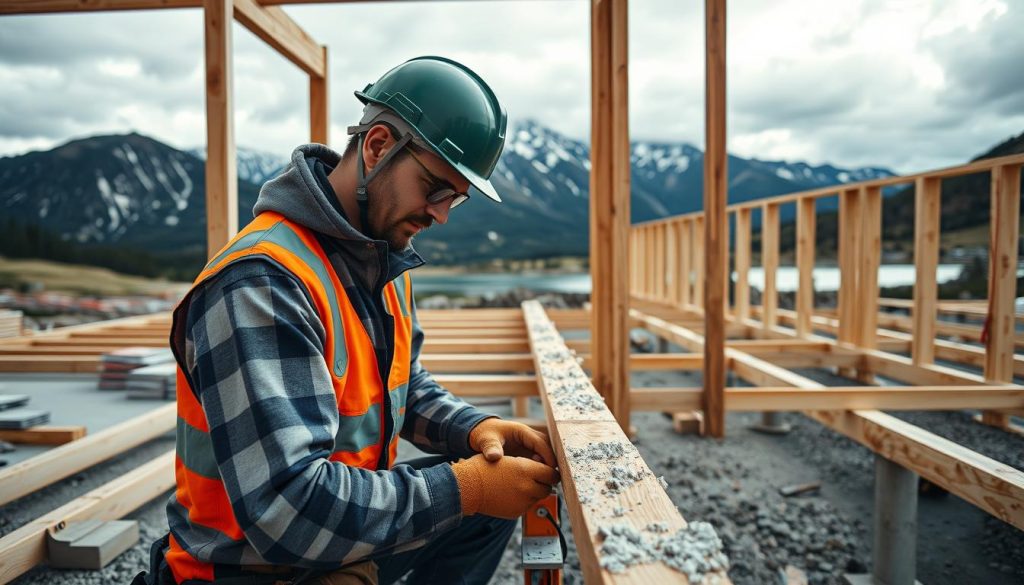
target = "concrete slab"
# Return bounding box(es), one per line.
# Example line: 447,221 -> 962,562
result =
0,373 -> 170,466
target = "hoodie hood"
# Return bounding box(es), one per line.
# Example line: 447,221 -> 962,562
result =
253,144 -> 425,281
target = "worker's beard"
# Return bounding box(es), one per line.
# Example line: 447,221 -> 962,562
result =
366,170 -> 433,252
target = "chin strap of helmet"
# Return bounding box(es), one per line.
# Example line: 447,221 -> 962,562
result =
348,124 -> 413,239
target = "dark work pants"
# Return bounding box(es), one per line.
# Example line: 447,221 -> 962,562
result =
375,455 -> 516,585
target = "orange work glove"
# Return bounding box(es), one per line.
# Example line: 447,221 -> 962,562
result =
450,454 -> 560,519
468,418 -> 557,468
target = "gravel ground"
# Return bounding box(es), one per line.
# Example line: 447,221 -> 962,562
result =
7,369 -> 1024,585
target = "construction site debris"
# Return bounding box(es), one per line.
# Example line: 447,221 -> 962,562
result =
778,482 -> 821,498
598,521 -> 729,581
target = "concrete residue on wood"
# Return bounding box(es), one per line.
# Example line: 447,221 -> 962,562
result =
598,521 -> 730,582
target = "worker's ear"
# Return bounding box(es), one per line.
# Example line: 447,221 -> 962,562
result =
361,124 -> 397,174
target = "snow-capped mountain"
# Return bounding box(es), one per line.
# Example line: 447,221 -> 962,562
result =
187,145 -> 289,186
0,132 -> 260,257
0,123 -> 896,268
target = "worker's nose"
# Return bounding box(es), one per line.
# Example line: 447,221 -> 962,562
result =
426,201 -> 450,225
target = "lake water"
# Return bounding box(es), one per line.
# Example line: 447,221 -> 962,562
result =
413,264 -> 984,296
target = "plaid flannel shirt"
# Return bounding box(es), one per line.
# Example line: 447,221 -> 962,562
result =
165,251 -> 493,570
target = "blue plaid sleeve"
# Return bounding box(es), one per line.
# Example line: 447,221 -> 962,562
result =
183,259 -> 462,568
400,284 -> 495,457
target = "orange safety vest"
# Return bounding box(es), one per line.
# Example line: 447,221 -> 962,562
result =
165,211 -> 413,583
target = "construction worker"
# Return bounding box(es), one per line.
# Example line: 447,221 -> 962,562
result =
134,56 -> 560,585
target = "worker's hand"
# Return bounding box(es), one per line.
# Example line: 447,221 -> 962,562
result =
469,418 -> 557,468
450,454 -> 560,519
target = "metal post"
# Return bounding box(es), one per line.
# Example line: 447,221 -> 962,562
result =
873,455 -> 918,585
750,411 -> 791,435
657,336 -> 669,354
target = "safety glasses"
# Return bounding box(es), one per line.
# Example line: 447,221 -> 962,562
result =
406,149 -> 471,210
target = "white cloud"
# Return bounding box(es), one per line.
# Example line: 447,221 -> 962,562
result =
0,0 -> 1021,174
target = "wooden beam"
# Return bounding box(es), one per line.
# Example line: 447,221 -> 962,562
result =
523,300 -> 727,582
725,350 -> 1024,530
679,219 -> 692,307
795,197 -> 816,336
982,164 -> 1022,428
309,46 -> 329,144
436,375 -> 537,397
721,155 -> 1024,210
0,0 -> 199,14
204,0 -> 238,258
0,404 -> 174,506
0,451 -> 175,584
912,176 -> 941,364
627,353 -> 703,371
837,188 -> 860,345
693,216 -> 705,307
0,355 -> 100,373
984,164 -> 1021,383
734,208 -> 751,320
0,426 -> 85,446
420,354 -> 534,373
631,385 -> 1024,413
703,0 -> 727,439
422,340 -> 529,354
589,0 -> 631,432
761,203 -> 779,328
233,0 -> 325,76
857,186 -> 882,350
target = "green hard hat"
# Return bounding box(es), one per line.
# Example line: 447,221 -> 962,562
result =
356,56 -> 507,202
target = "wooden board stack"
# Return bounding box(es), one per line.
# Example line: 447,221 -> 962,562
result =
0,310 -> 22,338
125,363 -> 177,400
98,347 -> 173,391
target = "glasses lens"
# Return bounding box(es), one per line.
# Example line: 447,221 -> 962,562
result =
426,189 -> 469,209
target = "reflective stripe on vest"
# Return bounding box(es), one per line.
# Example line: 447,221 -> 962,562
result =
167,212 -> 413,583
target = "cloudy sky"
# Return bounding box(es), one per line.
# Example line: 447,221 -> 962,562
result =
0,0 -> 1020,173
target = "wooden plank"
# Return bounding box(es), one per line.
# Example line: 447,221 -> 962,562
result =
523,300 -> 727,583
423,328 -> 526,338
0,404 -> 175,506
630,309 -> 1024,532
761,203 -> 779,328
0,426 -> 86,446
982,164 -> 1022,428
422,340 -> 529,354
659,222 -> 667,299
734,208 -> 752,320
912,176 -> 941,364
628,353 -> 703,371
0,355 -> 101,373
810,409 -> 1024,530
0,0 -> 198,14
435,375 -> 537,397
985,164 -> 1021,382
857,186 -> 882,350
795,197 -> 816,336
837,189 -> 860,345
631,154 -> 1024,219
0,451 -> 175,584
204,0 -> 238,258
679,219 -> 692,307
419,354 -> 534,373
589,0 -> 632,432
702,0 -> 727,440
631,386 -> 1024,412
233,0 -> 325,75
309,46 -> 329,144
693,216 -> 705,307
666,222 -> 677,306
724,350 -> 1024,529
